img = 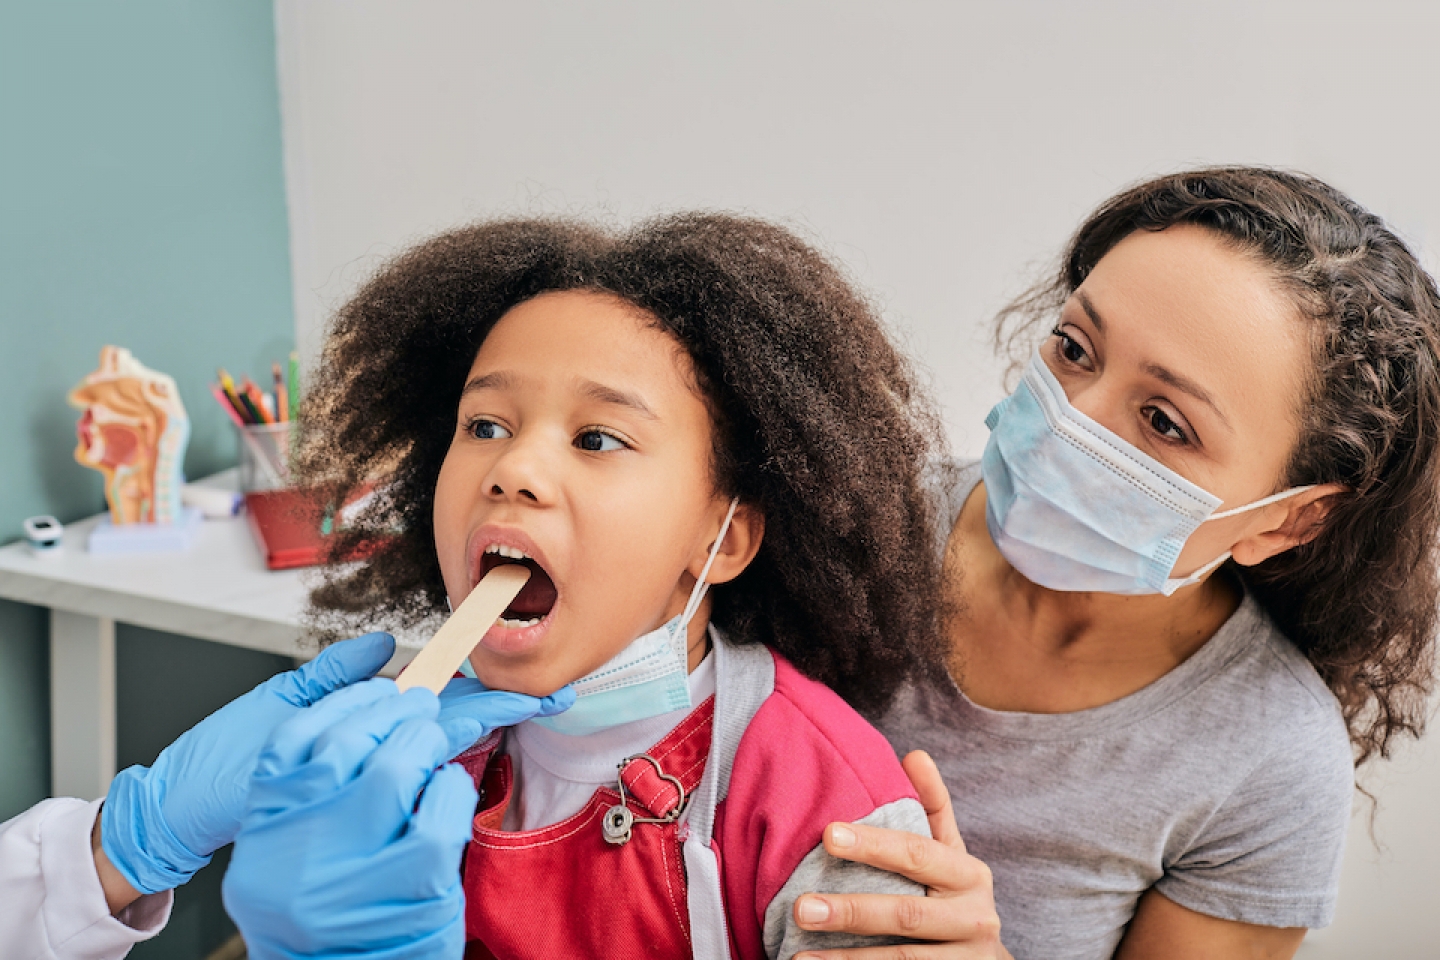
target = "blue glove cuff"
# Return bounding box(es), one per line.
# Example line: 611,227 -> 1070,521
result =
243,915 -> 463,960
102,765 -> 213,895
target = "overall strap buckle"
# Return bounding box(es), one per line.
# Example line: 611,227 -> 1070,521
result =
601,753 -> 689,846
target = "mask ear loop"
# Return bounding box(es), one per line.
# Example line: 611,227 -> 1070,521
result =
679,497 -> 741,628
1166,485 -> 1321,594
1208,485 -> 1317,520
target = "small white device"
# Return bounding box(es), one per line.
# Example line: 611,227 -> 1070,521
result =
23,515 -> 64,558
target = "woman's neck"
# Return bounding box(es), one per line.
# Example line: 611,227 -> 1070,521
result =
946,481 -> 1241,714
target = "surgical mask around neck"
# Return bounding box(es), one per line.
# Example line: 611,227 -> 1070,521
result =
532,499 -> 740,735
981,351 -> 1312,596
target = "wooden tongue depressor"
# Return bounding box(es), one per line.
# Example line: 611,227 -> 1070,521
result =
394,564 -> 532,694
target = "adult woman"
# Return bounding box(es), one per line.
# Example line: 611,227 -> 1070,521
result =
794,168 -> 1440,960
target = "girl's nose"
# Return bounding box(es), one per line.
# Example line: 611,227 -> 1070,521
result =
483,438 -> 554,505
490,481 -> 539,503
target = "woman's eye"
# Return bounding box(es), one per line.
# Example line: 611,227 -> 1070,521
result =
575,429 -> 625,453
1144,406 -> 1188,443
468,418 -> 511,441
1052,327 -> 1090,367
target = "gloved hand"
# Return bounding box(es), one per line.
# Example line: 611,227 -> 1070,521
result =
223,678 -> 477,960
100,632 -> 396,894
436,675 -> 575,757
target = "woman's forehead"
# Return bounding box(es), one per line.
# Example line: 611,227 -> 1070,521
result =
1075,226 -> 1312,426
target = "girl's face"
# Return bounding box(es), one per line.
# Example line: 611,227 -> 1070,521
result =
433,289 -> 751,696
1044,224 -> 1323,578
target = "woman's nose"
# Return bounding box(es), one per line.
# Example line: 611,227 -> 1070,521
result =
1063,375 -> 1129,438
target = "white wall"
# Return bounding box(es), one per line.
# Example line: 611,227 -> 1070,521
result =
275,0 -> 1440,460
273,2 -> 1440,952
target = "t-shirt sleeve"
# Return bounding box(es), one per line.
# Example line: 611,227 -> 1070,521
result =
1154,701 -> 1354,929
762,799 -> 930,960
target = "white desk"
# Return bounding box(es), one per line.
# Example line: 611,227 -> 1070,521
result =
0,471 -> 419,800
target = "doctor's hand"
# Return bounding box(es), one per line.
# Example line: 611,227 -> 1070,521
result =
437,675 -> 575,757
792,751 -> 1011,960
99,632 -> 398,899
223,678 -> 476,960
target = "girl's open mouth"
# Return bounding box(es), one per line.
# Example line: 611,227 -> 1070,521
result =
479,547 -> 558,628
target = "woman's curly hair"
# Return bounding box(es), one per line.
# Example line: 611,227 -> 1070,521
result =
997,167 -> 1440,765
296,213 -> 947,714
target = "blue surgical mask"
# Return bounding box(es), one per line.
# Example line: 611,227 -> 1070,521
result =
981,351 -> 1312,596
532,499 -> 740,735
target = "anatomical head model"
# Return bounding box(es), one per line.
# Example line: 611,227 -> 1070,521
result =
69,346 -> 189,525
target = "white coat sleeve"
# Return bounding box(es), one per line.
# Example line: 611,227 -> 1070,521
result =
0,798 -> 172,960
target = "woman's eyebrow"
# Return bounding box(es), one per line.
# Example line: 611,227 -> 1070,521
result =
1077,291 -> 1106,331
1143,363 -> 1232,432
1078,291 -> 1233,432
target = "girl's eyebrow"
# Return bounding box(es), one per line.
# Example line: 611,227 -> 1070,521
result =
578,379 -> 659,421
461,371 -> 513,396
461,371 -> 658,421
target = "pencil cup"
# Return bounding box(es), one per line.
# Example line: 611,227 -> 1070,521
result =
237,422 -> 292,492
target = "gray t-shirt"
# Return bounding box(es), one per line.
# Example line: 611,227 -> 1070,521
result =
877,462 -> 1354,960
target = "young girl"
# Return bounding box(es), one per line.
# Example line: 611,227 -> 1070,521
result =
295,214 -> 949,959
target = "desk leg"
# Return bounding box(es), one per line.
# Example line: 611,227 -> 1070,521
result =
50,610 -> 117,800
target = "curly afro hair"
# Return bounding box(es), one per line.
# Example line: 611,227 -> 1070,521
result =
296,213 -> 948,715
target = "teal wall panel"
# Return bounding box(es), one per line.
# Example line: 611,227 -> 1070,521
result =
0,599 -> 50,817
0,2 -> 295,956
0,0 -> 295,533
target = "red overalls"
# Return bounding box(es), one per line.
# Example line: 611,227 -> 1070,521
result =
457,697 -> 717,960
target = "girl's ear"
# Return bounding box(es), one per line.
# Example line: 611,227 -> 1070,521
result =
689,501 -> 765,585
1230,483 -> 1348,567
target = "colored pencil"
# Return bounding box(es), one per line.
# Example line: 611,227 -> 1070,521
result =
287,352 -> 300,422
240,378 -> 274,424
273,362 -> 288,423
217,369 -> 250,423
210,383 -> 247,428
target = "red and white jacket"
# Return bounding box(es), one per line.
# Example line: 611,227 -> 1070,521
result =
457,631 -> 931,959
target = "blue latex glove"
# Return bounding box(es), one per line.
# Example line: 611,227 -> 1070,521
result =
223,678 -> 477,960
101,632 -> 396,894
436,676 -> 575,757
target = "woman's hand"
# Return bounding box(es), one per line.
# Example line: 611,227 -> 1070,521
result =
793,751 -> 1010,960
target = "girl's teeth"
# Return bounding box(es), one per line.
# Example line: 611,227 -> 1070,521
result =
498,616 -> 541,629
484,544 -> 532,560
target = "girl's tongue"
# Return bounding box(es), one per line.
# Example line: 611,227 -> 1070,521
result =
480,555 -> 557,619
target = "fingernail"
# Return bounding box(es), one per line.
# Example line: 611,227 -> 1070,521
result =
796,897 -> 830,925
829,824 -> 857,848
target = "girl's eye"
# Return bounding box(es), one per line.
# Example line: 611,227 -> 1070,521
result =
1144,406 -> 1189,444
575,429 -> 626,453
1051,327 -> 1091,367
468,418 -> 511,441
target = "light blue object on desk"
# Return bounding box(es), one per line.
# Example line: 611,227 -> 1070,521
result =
88,506 -> 204,554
